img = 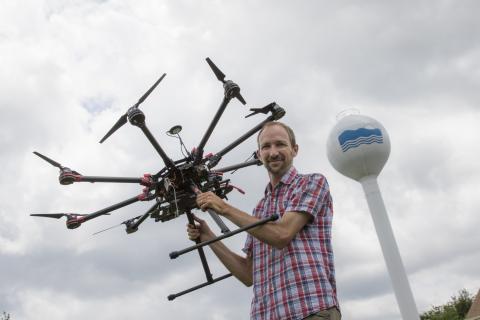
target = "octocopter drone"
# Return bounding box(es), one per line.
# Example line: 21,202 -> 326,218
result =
31,58 -> 284,300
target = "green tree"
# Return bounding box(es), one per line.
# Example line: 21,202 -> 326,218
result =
421,289 -> 473,320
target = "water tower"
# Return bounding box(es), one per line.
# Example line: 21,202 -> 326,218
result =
326,111 -> 419,320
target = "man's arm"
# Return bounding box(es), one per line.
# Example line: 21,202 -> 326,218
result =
209,238 -> 253,287
197,192 -> 310,250
187,215 -> 253,286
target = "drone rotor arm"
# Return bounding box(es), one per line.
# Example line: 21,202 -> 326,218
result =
206,103 -> 285,169
81,193 -> 150,224
193,96 -> 231,165
213,158 -> 262,174
136,122 -> 178,170
126,202 -> 160,233
206,118 -> 270,169
74,175 -> 145,184
194,58 -> 249,164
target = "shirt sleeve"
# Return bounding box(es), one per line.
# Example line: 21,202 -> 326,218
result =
284,173 -> 331,219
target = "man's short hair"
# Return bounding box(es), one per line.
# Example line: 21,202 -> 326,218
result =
257,122 -> 296,147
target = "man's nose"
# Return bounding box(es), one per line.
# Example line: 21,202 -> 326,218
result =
268,146 -> 280,157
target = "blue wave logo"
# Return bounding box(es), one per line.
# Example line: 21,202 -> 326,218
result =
338,128 -> 383,152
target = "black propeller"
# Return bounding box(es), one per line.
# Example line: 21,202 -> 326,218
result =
245,102 -> 284,118
205,58 -> 246,105
33,151 -> 82,185
33,152 -> 64,169
31,213 -> 86,229
206,58 -> 226,83
99,73 -> 167,143
30,213 -> 78,219
31,213 -> 109,229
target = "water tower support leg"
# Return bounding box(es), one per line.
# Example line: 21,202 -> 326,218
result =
360,175 -> 419,320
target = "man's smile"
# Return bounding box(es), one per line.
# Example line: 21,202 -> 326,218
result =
268,156 -> 284,163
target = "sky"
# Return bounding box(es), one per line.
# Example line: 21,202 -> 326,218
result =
1,0 -> 479,319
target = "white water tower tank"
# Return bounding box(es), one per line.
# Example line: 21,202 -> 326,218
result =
326,112 -> 390,181
326,111 -> 419,320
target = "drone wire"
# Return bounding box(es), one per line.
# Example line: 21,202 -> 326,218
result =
92,223 -> 123,236
179,136 -> 191,158
164,177 -> 180,218
173,187 -> 180,218
166,130 -> 191,158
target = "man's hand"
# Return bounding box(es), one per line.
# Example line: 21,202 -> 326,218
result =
186,214 -> 216,242
186,213 -> 254,287
196,191 -> 229,215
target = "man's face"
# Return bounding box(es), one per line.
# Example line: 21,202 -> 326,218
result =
257,125 -> 298,178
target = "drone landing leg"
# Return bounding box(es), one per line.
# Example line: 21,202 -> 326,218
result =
186,210 -> 213,282
169,214 -> 279,259
166,210 -> 234,301
167,273 -> 232,301
167,214 -> 278,300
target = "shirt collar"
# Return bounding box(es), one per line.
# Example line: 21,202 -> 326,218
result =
264,166 -> 298,195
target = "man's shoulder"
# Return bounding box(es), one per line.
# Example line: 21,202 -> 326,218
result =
285,167 -> 326,182
290,173 -> 331,200
294,171 -> 327,185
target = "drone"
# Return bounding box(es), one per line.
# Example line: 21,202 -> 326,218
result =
31,58 -> 284,300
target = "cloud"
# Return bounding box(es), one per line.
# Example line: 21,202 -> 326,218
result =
1,1 -> 480,319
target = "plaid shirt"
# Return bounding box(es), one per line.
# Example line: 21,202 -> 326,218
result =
243,166 -> 339,320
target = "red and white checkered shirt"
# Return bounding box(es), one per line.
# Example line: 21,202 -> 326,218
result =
243,166 -> 339,320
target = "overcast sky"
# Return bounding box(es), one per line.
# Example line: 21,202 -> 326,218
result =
1,1 -> 479,319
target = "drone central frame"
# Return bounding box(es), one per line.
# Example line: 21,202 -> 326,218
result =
31,58 -> 285,300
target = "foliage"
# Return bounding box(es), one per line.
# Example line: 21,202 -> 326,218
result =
421,289 -> 473,320
0,312 -> 10,320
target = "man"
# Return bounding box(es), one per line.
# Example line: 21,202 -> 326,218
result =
188,122 -> 340,320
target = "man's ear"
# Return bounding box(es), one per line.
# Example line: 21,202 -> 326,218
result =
293,144 -> 299,157
256,150 -> 262,163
